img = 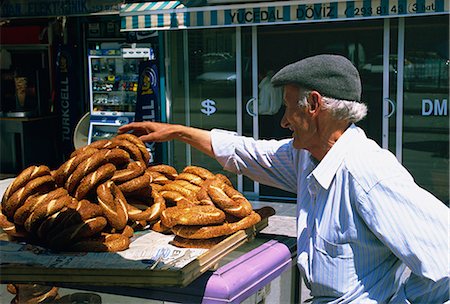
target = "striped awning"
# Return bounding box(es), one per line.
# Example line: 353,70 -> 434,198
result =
120,0 -> 449,31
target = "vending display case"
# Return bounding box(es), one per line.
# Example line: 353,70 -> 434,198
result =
89,52 -> 138,115
87,48 -> 153,144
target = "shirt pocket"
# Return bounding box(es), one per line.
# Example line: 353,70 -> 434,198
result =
311,232 -> 357,297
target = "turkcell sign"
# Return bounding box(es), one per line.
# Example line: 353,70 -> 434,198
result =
56,45 -> 80,160
135,60 -> 161,164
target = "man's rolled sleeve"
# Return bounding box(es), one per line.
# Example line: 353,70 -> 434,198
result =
210,129 -> 241,173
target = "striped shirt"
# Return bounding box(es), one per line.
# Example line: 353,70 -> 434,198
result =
211,124 -> 449,303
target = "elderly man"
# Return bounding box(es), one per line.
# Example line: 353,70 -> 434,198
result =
119,54 -> 449,303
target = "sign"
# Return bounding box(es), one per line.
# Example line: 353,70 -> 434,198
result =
422,98 -> 448,116
55,45 -> 82,160
120,0 -> 449,31
135,60 -> 162,164
1,0 -> 121,18
201,99 -> 217,116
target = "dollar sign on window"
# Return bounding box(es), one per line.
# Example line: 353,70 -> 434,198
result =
201,99 -> 217,116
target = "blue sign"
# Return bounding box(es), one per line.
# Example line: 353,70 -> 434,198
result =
135,60 -> 162,164
55,45 -> 82,160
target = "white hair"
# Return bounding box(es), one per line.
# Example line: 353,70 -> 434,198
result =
297,89 -> 368,123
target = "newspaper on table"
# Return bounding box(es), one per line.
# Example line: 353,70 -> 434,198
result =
0,230 -> 207,271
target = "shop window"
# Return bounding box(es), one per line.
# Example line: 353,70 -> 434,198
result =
402,15 -> 449,204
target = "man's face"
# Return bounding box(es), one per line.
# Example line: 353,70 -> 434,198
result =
280,85 -> 315,150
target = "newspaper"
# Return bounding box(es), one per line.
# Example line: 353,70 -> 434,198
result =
0,231 -> 207,271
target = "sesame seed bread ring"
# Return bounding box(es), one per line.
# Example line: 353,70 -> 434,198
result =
104,148 -> 131,167
24,194 -> 72,233
147,164 -> 178,180
160,190 -> 197,208
14,188 -> 68,226
36,204 -> 92,240
176,172 -> 204,186
115,133 -> 150,165
9,284 -> 59,304
54,148 -> 98,186
111,138 -> 143,162
160,183 -> 196,200
150,183 -> 163,192
196,178 -> 215,206
70,233 -> 130,252
171,223 -> 233,239
208,179 -> 253,218
74,163 -> 116,200
145,170 -> 171,185
48,216 -> 108,249
6,283 -> 16,294
67,199 -> 104,221
172,180 -> 201,193
196,188 -> 215,206
97,181 -> 129,230
36,208 -> 68,240
0,209 -> 27,238
89,139 -> 116,149
111,161 -> 146,184
2,165 -> 51,205
126,190 -> 166,222
116,173 -> 151,196
170,235 -> 226,249
151,220 -> 171,234
107,224 -> 134,238
161,205 -> 225,228
228,211 -> 261,232
65,149 -> 111,194
214,173 -> 233,186
42,201 -> 103,239
69,140 -> 114,159
130,219 -> 148,231
182,166 -> 215,180
4,174 -> 56,219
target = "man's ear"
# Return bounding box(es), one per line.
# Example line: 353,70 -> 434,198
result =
307,91 -> 322,114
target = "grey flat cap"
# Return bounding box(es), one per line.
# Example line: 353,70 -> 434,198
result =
271,54 -> 362,102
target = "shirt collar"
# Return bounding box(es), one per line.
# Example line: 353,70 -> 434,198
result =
311,124 -> 365,190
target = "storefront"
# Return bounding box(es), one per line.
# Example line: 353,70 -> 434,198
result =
0,0 -> 124,171
121,0 -> 449,204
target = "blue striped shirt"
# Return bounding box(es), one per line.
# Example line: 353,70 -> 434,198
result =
211,124 -> 449,303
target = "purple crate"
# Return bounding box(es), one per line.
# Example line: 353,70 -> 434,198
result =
202,240 -> 292,304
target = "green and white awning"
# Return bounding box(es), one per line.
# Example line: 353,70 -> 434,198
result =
120,0 -> 449,31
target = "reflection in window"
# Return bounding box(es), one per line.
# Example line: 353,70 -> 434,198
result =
403,16 -> 449,204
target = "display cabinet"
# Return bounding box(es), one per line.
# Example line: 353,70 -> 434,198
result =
86,48 -> 153,144
88,51 -> 144,116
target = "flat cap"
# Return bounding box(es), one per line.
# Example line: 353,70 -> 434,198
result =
271,54 -> 362,102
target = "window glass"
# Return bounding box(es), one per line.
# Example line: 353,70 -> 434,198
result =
257,20 -> 384,199
403,15 -> 449,204
167,28 -> 238,184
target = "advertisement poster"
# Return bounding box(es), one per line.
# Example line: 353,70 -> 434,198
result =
55,45 -> 82,160
135,60 -> 162,164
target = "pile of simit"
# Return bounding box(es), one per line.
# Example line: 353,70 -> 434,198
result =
0,134 -> 268,252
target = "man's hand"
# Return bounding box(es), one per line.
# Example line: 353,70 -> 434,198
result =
118,122 -> 214,158
118,121 -> 180,143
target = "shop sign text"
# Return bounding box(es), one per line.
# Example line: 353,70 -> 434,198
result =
226,0 -> 440,25
422,99 -> 448,116
0,0 -> 119,18
59,55 -> 71,142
